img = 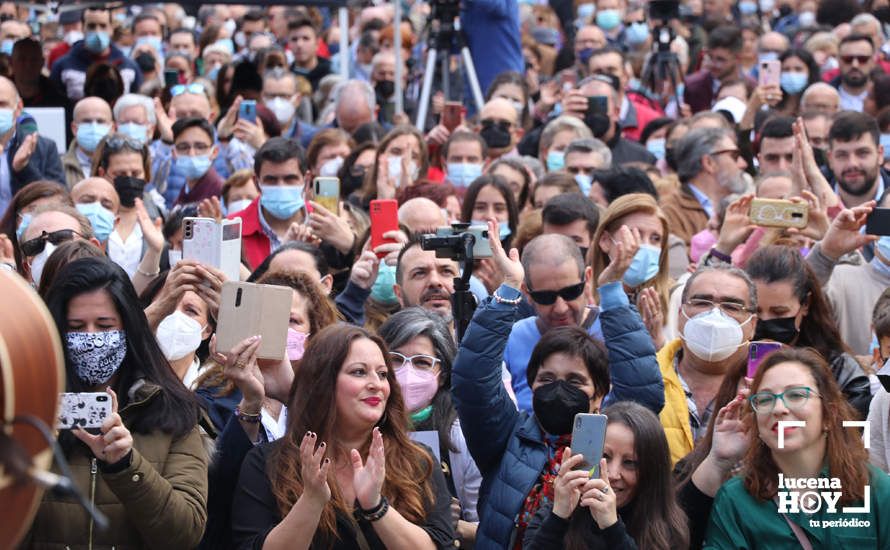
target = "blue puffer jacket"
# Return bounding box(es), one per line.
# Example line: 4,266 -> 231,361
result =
452,283 -> 663,549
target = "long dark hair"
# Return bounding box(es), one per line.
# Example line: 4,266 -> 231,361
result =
745,245 -> 850,361
378,307 -> 458,453
270,325 -> 435,543
776,48 -> 821,112
459,175 -> 519,246
45,257 -> 200,439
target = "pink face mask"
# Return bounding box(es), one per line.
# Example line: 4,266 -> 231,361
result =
286,328 -> 308,361
395,364 -> 439,413
690,228 -> 718,263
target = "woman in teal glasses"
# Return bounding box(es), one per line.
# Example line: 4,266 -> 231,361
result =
704,348 -> 890,548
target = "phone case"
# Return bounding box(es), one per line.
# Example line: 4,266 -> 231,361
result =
57,392 -> 112,429
759,60 -> 781,87
748,341 -> 783,378
467,224 -> 493,258
182,217 -> 242,281
749,198 -> 808,229
571,413 -> 608,475
370,199 -> 400,257
314,177 -> 340,214
442,101 -> 463,131
866,208 -> 890,236
239,100 -> 257,123
217,282 -> 293,360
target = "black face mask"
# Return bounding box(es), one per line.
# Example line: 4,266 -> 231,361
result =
532,380 -> 591,436
753,315 -> 799,345
342,167 -> 366,196
375,80 -> 395,98
812,147 -> 828,169
584,113 -> 611,139
480,120 -> 512,149
135,53 -> 156,73
114,176 -> 146,208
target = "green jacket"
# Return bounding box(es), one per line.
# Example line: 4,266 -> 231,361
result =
23,381 -> 208,549
704,465 -> 890,549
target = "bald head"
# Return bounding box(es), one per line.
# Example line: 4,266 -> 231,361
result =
334,80 -> 375,134
398,198 -> 446,233
575,25 -> 606,55
480,97 -> 519,128
71,177 -> 120,214
759,32 -> 789,54
73,96 -> 113,123
801,83 -> 840,115
520,233 -> 585,284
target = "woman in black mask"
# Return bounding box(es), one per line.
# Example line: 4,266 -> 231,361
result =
745,245 -> 871,417
452,219 -> 661,549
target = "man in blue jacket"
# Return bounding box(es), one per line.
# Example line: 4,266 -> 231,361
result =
50,7 -> 143,102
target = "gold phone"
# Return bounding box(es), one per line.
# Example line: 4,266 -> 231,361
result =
749,198 -> 808,229
217,282 -> 293,360
313,177 -> 340,215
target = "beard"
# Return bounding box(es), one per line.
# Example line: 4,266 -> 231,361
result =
836,165 -> 879,196
717,168 -> 748,194
841,70 -> 868,88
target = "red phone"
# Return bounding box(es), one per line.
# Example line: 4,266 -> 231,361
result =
370,199 -> 399,258
442,101 -> 463,131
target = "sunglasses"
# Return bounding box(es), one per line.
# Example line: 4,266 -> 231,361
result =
527,280 -> 586,305
105,135 -> 145,152
171,83 -> 206,97
840,55 -> 871,65
21,229 -> 83,257
711,148 -> 742,162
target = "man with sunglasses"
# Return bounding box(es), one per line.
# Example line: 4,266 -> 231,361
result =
19,204 -> 98,285
832,34 -> 876,112
477,98 -> 523,162
502,233 -> 663,413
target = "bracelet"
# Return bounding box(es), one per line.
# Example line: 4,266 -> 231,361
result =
235,406 -> 262,424
136,266 -> 160,277
706,247 -> 732,264
493,289 -> 522,305
356,496 -> 389,522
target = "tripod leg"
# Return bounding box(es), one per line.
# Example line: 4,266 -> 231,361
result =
415,48 -> 439,129
460,47 -> 485,114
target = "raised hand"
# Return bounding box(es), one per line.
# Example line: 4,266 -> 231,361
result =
154,97 -> 174,143
211,333 -> 264,408
715,194 -> 756,254
598,225 -> 640,286
487,218 -> 523,289
233,118 -> 268,150
787,189 -> 829,242
12,133 -> 38,173
197,196 -> 224,221
349,249 -> 381,290
708,393 -> 751,470
351,427 -> 386,510
373,230 -> 408,266
579,459 -> 618,529
134,198 -> 164,253
551,448 -> 592,519
283,222 -> 321,247
637,287 -> 665,349
0,233 -> 14,266
217,95 -> 243,140
307,201 -> 356,253
821,202 -> 878,260
299,432 -> 331,506
375,154 -> 396,200
72,388 -> 133,465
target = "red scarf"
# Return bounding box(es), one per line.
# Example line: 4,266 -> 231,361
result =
513,435 -> 571,549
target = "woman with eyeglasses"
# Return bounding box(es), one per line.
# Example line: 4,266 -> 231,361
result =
590,193 -> 673,349
745,245 -> 871,419
379,307 -> 483,547
24,256 -> 207,548
704,348 -> 890,548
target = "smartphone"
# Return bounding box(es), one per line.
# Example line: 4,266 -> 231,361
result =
217,281 -> 293,360
370,199 -> 400,258
239,99 -> 257,124
434,225 -> 493,259
748,341 -> 783,378
182,217 -> 243,282
749,198 -> 808,229
587,96 -> 609,118
571,413 -> 608,476
57,392 -> 112,430
866,207 -> 890,236
442,101 -> 463,132
164,68 -> 180,89
759,60 -> 781,88
313,177 -> 340,215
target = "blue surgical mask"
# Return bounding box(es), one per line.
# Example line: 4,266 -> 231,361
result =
622,243 -> 661,287
446,162 -> 483,188
0,108 -> 14,135
0,39 -> 13,56
646,137 -> 666,160
780,72 -> 809,95
76,202 -> 115,242
578,3 -> 595,20
76,122 -> 111,153
574,173 -> 593,195
260,184 -> 305,220
174,154 -> 212,180
371,262 -> 399,304
213,38 -> 235,55
546,150 -> 565,172
738,1 -> 758,15
84,31 -> 110,54
117,122 -> 148,145
596,9 -> 621,31
625,22 -> 650,45
136,35 -> 163,55
16,212 -> 31,240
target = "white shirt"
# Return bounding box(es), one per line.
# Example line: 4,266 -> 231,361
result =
261,406 -> 288,442
839,86 -> 869,112
75,147 -> 92,179
108,222 -> 143,278
183,358 -> 205,390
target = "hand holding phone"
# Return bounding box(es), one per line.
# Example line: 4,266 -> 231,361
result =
239,99 -> 257,124
571,413 -> 607,476
57,392 -> 112,429
866,207 -> 890,236
758,60 -> 781,88
370,199 -> 400,258
313,177 -> 340,215
442,101 -> 463,131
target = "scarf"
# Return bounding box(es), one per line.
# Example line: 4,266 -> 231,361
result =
514,434 -> 572,549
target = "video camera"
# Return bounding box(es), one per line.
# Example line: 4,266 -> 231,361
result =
420,223 -> 492,262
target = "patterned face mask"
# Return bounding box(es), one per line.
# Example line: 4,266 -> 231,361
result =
66,330 -> 128,386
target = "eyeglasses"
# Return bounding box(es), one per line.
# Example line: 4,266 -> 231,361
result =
527,280 -> 586,305
840,55 -> 872,65
389,352 -> 441,371
710,148 -> 742,162
749,386 -> 820,414
683,298 -> 754,319
171,83 -> 206,97
174,142 -> 212,154
105,135 -> 145,152
21,229 -> 83,257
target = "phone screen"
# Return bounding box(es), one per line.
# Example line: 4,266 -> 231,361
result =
866,208 -> 890,236
571,413 -> 607,476
587,96 -> 608,117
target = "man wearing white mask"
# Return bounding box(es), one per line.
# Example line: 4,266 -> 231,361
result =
442,131 -> 486,190
262,68 -> 316,145
658,265 -> 758,464
62,96 -> 112,189
18,204 -> 99,286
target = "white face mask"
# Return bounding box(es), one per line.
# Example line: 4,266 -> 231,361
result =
266,97 -> 296,126
29,241 -> 56,286
387,155 -> 418,185
168,249 -> 182,266
319,156 -> 344,177
65,30 -> 84,45
226,198 -> 253,215
156,310 -> 204,361
681,307 -> 751,363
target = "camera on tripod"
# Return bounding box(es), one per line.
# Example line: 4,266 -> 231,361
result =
648,0 -> 679,51
420,223 -> 492,262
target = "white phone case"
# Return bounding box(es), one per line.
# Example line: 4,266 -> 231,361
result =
57,392 -> 112,429
182,217 -> 242,281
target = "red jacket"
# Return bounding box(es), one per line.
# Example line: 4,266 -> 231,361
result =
227,197 -> 270,271
621,95 -> 664,142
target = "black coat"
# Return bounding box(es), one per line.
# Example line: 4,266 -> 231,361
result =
8,120 -> 65,196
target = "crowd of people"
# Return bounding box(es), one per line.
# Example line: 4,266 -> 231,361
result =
4,0 -> 890,548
